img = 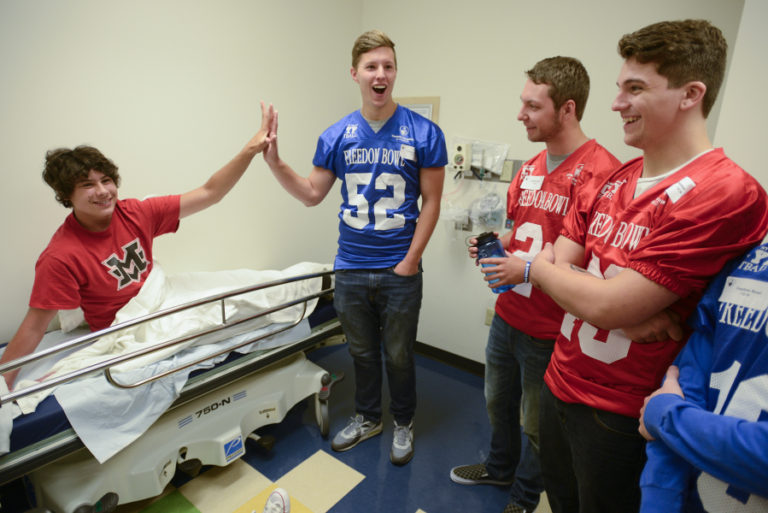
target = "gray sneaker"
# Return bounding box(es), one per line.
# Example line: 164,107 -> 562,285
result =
390,420 -> 414,465
331,414 -> 382,452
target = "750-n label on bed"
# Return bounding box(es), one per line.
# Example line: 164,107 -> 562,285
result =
196,397 -> 232,417
177,390 -> 247,429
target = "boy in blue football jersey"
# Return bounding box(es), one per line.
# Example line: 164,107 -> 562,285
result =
638,242 -> 768,512
263,29 -> 447,465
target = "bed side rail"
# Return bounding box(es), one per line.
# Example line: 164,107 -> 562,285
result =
0,270 -> 334,406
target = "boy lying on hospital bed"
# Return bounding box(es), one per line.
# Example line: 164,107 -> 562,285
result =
0,102 -> 275,388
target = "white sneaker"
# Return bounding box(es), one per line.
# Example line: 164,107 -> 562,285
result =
390,419 -> 414,465
331,414 -> 383,452
260,488 -> 290,513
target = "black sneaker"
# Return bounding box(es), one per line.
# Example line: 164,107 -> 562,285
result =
449,463 -> 514,486
331,414 -> 383,452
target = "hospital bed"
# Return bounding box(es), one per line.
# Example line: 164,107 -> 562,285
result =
0,266 -> 345,513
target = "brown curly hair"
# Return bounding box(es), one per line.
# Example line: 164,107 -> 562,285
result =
618,19 -> 727,118
43,146 -> 120,208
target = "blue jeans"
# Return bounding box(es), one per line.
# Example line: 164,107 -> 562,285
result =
539,384 -> 646,513
485,314 -> 552,511
333,268 -> 422,425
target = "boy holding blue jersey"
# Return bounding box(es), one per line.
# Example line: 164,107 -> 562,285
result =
263,29 -> 447,465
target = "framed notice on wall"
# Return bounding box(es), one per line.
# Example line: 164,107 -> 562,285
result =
395,96 -> 440,123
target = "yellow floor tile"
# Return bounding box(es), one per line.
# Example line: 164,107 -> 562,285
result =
274,450 -> 365,513
179,460 -> 272,513
232,484 -> 312,513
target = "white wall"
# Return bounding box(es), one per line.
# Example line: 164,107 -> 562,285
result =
0,0 -> 361,341
712,0 -> 767,188
1,0 -> 755,365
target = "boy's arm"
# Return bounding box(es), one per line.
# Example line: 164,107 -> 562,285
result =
179,102 -> 274,218
1,307 -> 58,387
395,166 -> 445,276
643,345 -> 768,497
529,237 -> 680,330
639,278 -> 716,513
481,236 -> 683,338
643,393 -> 768,497
621,308 -> 684,343
262,110 -> 336,207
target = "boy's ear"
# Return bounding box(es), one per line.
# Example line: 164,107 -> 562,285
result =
559,99 -> 577,120
680,81 -> 707,111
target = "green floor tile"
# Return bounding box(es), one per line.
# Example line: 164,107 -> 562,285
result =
139,490 -> 200,513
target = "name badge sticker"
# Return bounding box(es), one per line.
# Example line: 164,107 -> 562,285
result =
665,176 -> 696,203
400,144 -> 416,161
521,175 -> 544,190
719,276 -> 768,310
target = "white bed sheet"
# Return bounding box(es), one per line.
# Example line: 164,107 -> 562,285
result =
3,261 -> 329,462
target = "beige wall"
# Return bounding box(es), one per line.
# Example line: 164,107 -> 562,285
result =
1,0 -> 759,365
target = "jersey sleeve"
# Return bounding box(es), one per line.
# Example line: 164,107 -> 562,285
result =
643,394 -> 768,498
640,440 -> 697,513
560,181 -> 596,248
417,122 -> 448,168
630,175 -> 768,298
312,132 -> 336,173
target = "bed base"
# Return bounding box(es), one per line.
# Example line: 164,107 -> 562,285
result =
31,349 -> 338,513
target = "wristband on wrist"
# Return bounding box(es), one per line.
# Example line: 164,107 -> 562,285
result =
523,261 -> 532,284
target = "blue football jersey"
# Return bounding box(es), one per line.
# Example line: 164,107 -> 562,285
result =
313,105 -> 447,269
640,243 -> 768,511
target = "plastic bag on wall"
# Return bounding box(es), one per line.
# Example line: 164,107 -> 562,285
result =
469,192 -> 504,230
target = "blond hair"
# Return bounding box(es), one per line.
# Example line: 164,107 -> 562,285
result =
352,29 -> 397,69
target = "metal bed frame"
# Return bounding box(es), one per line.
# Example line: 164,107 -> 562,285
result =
0,270 -> 344,503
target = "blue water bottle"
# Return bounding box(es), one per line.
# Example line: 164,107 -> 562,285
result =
475,232 -> 514,294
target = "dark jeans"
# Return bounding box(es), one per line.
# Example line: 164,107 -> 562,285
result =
485,314 -> 551,511
333,268 -> 422,425
539,384 -> 646,513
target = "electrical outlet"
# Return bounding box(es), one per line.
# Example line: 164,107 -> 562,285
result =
485,308 -> 494,326
451,143 -> 472,173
